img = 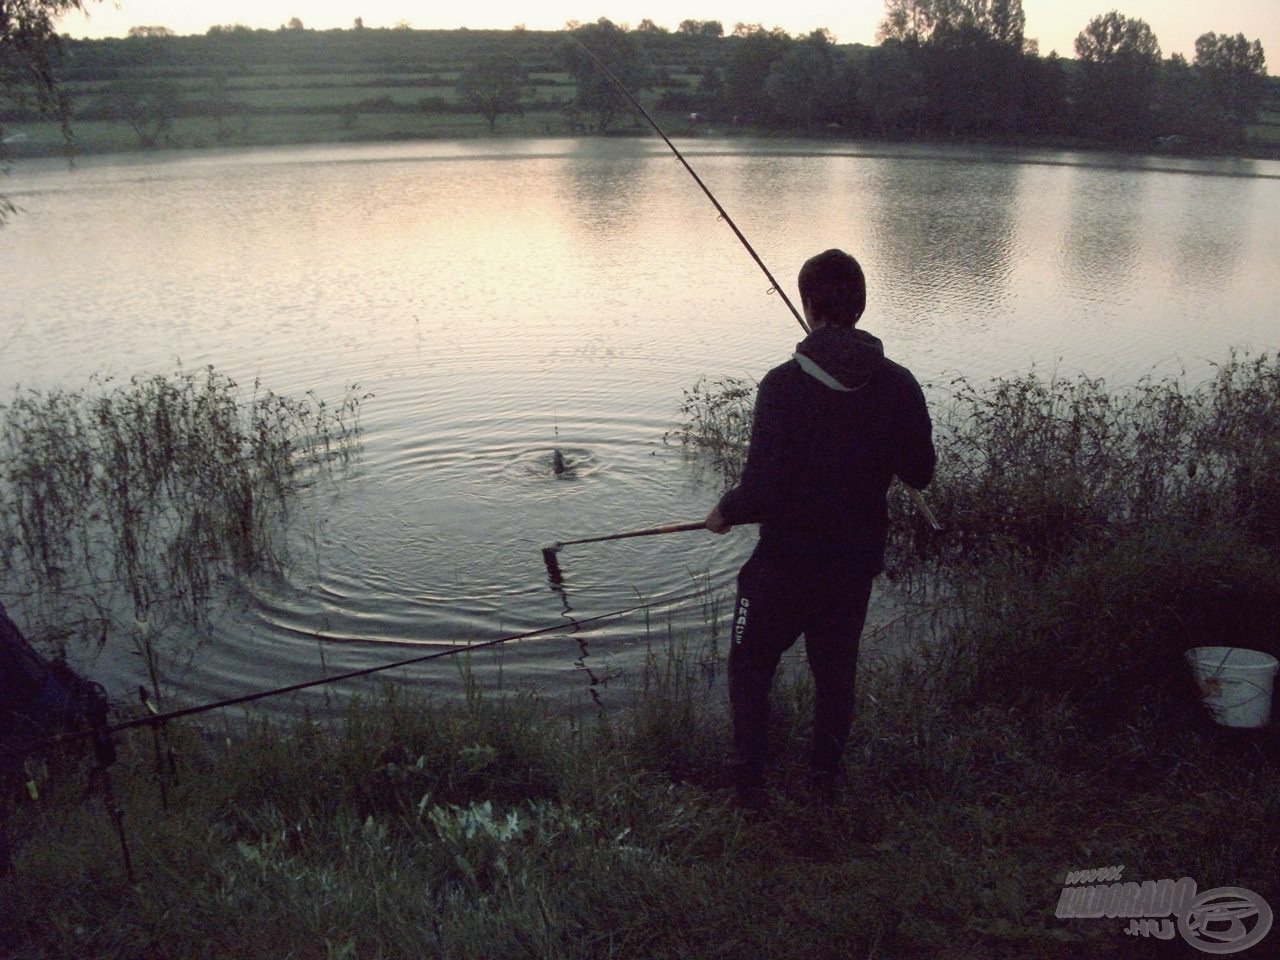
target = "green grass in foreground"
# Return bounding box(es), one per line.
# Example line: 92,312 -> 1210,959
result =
3,621 -> 1278,960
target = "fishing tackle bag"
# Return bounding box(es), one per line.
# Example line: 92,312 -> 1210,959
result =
1,601 -> 114,879
0,600 -> 111,758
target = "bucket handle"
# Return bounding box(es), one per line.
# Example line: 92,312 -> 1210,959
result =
1206,647 -> 1236,680
1198,649 -> 1274,709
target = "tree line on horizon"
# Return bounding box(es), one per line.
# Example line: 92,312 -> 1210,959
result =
0,0 -> 1274,170
87,0 -> 1275,152
87,7 -> 1278,150
540,4 -> 1270,150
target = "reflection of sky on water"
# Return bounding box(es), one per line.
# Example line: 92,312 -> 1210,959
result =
862,154 -> 1022,333
1,138 -> 1276,708
1060,165 -> 1147,318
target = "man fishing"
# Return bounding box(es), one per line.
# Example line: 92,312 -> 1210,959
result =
705,248 -> 935,808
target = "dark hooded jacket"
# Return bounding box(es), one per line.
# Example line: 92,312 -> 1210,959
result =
715,325 -> 935,577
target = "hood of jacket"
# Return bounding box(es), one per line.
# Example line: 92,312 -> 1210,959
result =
792,326 -> 886,392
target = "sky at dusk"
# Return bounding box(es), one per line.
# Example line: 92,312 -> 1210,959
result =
58,1 -> 1279,65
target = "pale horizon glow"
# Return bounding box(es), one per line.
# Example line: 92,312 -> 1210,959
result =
59,1 -> 1280,66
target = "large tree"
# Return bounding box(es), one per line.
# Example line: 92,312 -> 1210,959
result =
877,0 -> 1023,46
877,0 -> 943,44
765,32 -> 835,130
1194,32 -> 1268,126
561,18 -> 650,133
1,0 -> 96,222
873,0 -> 1028,139
723,24 -> 793,123
1157,53 -> 1233,145
922,23 -> 1022,137
1018,51 -> 1070,137
457,53 -> 525,133
973,0 -> 1025,47
1074,10 -> 1161,63
678,19 -> 723,38
1073,11 -> 1162,142
126,25 -> 174,38
860,39 -> 926,137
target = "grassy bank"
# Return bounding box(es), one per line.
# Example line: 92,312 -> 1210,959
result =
6,112 -> 548,157
4,107 -> 700,159
4,354 -> 1279,957
10,100 -> 1278,163
3,628 -> 1277,959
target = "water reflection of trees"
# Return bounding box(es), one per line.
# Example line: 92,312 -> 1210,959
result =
1167,177 -> 1252,301
558,143 -> 650,240
1058,168 -> 1145,318
665,148 -> 1024,337
860,156 -> 1022,333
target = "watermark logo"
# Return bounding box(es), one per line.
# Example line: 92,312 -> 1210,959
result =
1055,866 -> 1273,954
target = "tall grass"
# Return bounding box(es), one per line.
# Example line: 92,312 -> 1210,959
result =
0,366 -> 365,654
2,626 -> 1277,959
668,353 -> 1280,580
920,352 -> 1280,571
664,375 -> 756,488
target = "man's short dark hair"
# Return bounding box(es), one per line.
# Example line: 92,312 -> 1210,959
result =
798,249 -> 866,327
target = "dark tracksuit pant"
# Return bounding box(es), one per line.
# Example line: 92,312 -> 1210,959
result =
728,552 -> 874,783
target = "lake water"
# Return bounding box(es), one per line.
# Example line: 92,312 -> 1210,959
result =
1,137 -> 1277,715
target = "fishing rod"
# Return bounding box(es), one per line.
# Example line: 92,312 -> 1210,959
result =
0,585 -> 713,762
571,37 -> 943,534
571,37 -> 808,333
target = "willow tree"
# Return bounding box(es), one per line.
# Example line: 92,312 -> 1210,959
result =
1,0 -> 97,222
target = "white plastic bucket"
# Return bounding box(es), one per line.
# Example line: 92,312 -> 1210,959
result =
1185,647 -> 1278,728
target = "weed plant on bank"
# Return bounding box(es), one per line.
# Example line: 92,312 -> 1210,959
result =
672,353 -> 1280,570
0,366 -> 365,661
917,354 -> 1280,739
921,352 -> 1280,570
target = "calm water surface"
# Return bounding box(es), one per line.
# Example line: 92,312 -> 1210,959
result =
2,138 -> 1277,713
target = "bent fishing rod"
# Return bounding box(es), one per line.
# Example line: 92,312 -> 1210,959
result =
571,37 -> 942,534
0,586 -> 714,763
